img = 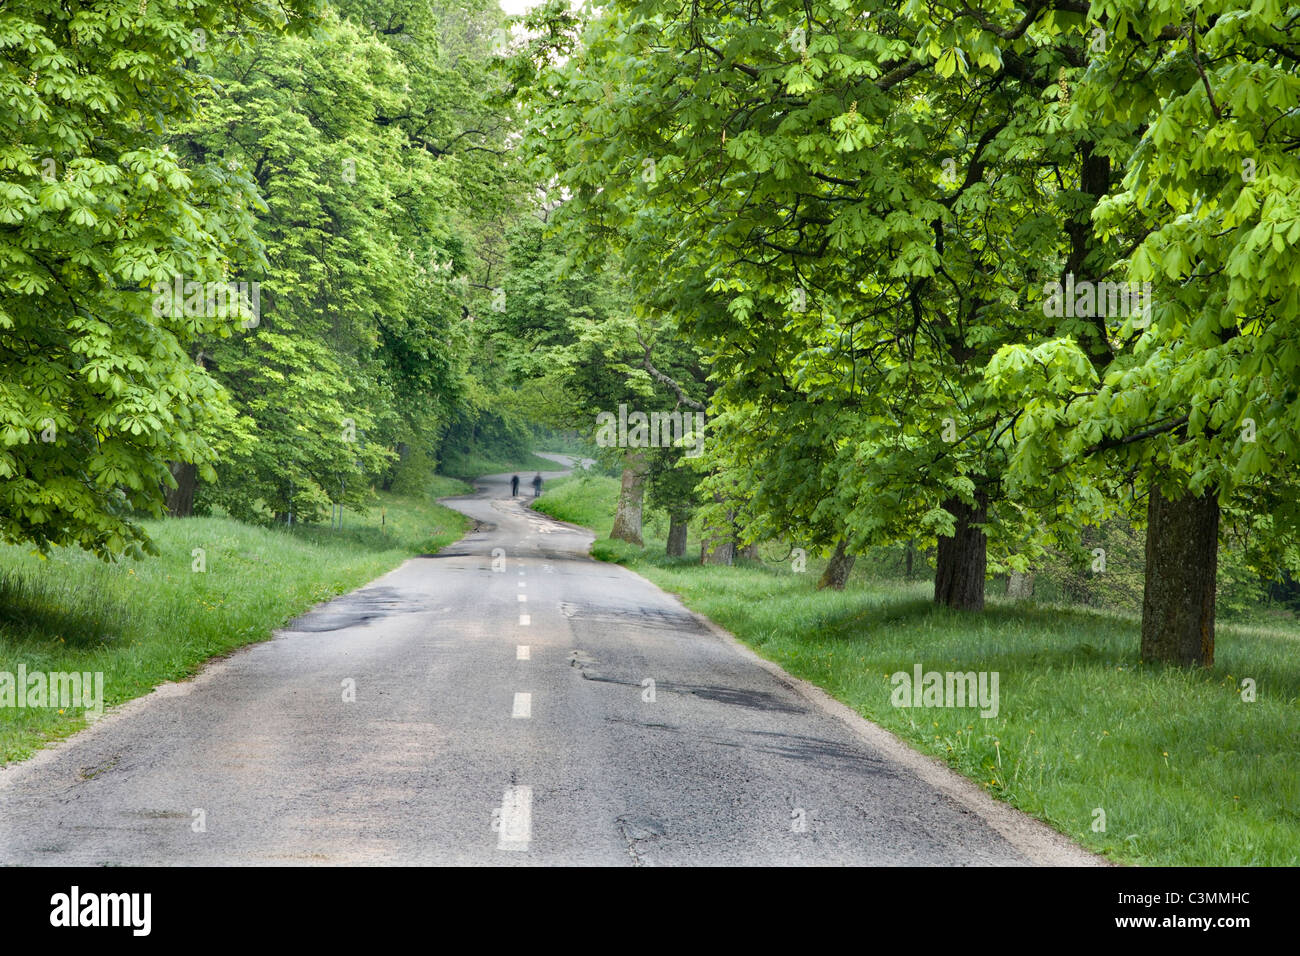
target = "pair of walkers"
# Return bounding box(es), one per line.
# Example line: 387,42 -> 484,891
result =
511,473 -> 542,499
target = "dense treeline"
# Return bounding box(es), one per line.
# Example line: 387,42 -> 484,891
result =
507,0 -> 1300,666
0,1 -> 541,549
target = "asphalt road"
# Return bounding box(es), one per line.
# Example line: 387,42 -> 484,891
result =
0,455 -> 1097,865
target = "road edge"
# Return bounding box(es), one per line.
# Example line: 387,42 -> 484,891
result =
631,580 -> 1113,867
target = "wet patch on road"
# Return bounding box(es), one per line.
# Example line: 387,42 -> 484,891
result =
572,661 -> 806,714
559,602 -> 706,633
739,729 -> 899,769
418,551 -> 492,562
285,586 -> 432,633
684,684 -> 805,713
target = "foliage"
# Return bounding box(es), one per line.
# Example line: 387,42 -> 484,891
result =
0,0 -> 320,558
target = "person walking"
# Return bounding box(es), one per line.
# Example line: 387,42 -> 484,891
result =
531,473 -> 543,498
510,474 -> 520,498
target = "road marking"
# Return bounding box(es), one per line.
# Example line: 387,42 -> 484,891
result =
517,645 -> 530,660
519,614 -> 530,626
518,581 -> 525,588
512,692 -> 532,718
497,786 -> 532,852
517,594 -> 527,602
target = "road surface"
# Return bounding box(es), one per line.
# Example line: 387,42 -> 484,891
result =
0,455 -> 1096,865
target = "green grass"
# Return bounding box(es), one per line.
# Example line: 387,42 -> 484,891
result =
437,448 -> 559,483
424,474 -> 475,498
0,488 -> 469,765
533,475 -> 1300,866
531,474 -> 630,537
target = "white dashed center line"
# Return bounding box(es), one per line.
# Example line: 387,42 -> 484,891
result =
497,786 -> 532,852
512,692 -> 532,718
519,614 -> 530,625
517,645 -> 530,660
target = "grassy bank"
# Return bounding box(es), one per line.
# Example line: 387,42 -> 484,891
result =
0,487 -> 471,765
437,449 -> 559,483
533,475 -> 1300,866
529,473 -> 633,537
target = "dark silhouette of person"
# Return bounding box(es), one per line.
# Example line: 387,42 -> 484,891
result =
510,474 -> 519,497
531,473 -> 543,498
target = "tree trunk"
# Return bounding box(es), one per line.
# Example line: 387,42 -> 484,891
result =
666,511 -> 688,557
609,448 -> 649,546
1006,571 -> 1035,600
934,490 -> 988,610
1141,487 -> 1219,666
737,541 -> 759,561
701,536 -> 734,565
702,496 -> 733,564
163,461 -> 197,517
700,492 -> 735,565
904,539 -> 914,580
817,540 -> 856,590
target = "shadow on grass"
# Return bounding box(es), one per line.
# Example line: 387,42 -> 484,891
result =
808,592 -> 1300,698
0,569 -> 127,649
281,518 -> 455,556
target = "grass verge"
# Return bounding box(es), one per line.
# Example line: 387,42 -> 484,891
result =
533,474 -> 1300,866
0,488 -> 469,765
437,449 -> 559,483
